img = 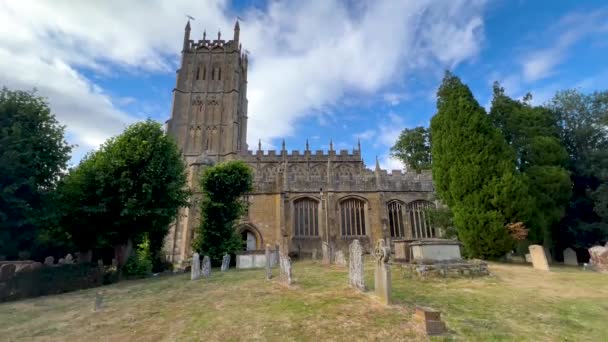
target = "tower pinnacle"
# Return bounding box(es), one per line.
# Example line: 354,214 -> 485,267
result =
234,20 -> 240,43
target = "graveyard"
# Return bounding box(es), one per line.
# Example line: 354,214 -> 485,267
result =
1,260 -> 606,341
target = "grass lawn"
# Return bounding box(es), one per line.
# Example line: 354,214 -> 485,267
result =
0,260 -> 607,341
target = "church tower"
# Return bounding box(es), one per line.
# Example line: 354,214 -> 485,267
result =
166,20 -> 248,160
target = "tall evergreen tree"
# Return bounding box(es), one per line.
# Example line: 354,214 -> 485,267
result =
430,72 -> 530,258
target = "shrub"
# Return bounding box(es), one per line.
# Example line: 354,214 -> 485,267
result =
121,238 -> 153,278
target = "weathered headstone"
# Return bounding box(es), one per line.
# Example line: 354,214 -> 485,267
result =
111,258 -> 117,268
322,242 -> 330,265
588,245 -> 608,273
65,254 -> 74,264
58,258 -> 66,264
221,254 -> 230,272
44,256 -> 54,266
190,253 -> 201,280
563,248 -> 578,266
265,244 -> 272,280
97,259 -> 104,267
94,291 -> 104,312
524,253 -> 532,263
349,239 -> 365,291
0,264 -> 16,282
311,248 -> 318,260
202,256 -> 211,277
528,245 -> 550,271
414,306 -> 447,336
374,239 -> 391,305
279,254 -> 292,285
335,250 -> 347,266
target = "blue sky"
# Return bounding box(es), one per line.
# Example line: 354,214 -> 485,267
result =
1,0 -> 607,170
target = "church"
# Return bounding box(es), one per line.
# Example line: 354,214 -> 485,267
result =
163,21 -> 437,268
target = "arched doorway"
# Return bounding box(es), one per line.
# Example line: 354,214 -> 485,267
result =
237,224 -> 263,251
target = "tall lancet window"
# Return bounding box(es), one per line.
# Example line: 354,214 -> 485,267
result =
406,200 -> 436,238
387,200 -> 406,238
293,198 -> 319,237
339,198 -> 366,237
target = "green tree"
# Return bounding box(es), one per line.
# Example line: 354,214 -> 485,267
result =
548,90 -> 608,248
430,72 -> 530,259
489,84 -> 571,252
193,160 -> 253,265
0,88 -> 72,259
390,126 -> 432,172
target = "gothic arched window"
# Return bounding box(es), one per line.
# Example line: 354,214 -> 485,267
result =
202,67 -> 206,80
293,198 -> 319,237
387,200 -> 406,238
195,66 -> 200,80
218,68 -> 222,80
406,200 -> 436,238
340,198 -> 366,237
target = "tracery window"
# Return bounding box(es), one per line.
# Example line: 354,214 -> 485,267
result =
293,198 -> 319,237
388,201 -> 406,238
406,200 -> 435,238
340,198 -> 366,237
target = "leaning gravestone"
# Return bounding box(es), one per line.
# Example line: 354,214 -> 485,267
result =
265,244 -> 272,280
279,254 -> 292,285
588,245 -> 608,273
349,239 -> 365,291
374,239 -> 391,305
563,248 -> 578,266
528,245 -> 550,271
221,254 -> 230,272
335,250 -> 347,266
202,256 -> 211,278
44,256 -> 54,266
191,253 -> 201,280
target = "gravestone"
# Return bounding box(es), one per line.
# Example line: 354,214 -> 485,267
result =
191,253 -> 201,280
588,245 -> 608,273
563,248 -> 578,266
58,258 -> 66,264
279,254 -> 292,285
374,239 -> 391,305
335,250 -> 347,266
97,259 -> 104,267
65,254 -> 74,264
221,254 -> 230,272
311,248 -> 317,260
94,291 -> 104,312
524,253 -> 532,263
349,239 -> 365,291
44,256 -> 54,266
202,256 -> 211,277
528,245 -> 550,271
0,264 -> 16,282
265,244 -> 272,280
322,242 -> 330,265
29,262 -> 42,272
415,306 -> 447,336
111,258 -> 117,267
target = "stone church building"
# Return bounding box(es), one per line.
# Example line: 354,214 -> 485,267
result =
163,21 -> 437,268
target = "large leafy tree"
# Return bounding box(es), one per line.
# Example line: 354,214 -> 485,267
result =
548,90 -> 608,248
58,120 -> 190,267
430,72 -> 531,258
193,160 -> 252,265
390,126 -> 432,172
489,84 -> 571,252
0,88 -> 71,259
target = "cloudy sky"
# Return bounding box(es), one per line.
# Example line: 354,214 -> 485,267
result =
2,0 -> 607,169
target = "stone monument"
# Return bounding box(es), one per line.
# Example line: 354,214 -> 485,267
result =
322,242 -> 330,265
588,245 -> 608,273
265,244 -> 272,280
563,248 -> 578,266
221,254 -> 230,272
191,253 -> 201,280
528,245 -> 550,271
44,256 -> 54,266
414,306 -> 447,336
311,248 -> 317,260
349,239 -> 365,291
335,250 -> 347,266
202,256 -> 211,277
65,254 -> 74,264
279,254 -> 292,285
374,239 -> 391,305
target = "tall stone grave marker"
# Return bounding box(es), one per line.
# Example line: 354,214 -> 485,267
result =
322,242 -> 330,265
265,244 -> 272,280
563,248 -> 578,266
349,239 -> 365,291
202,255 -> 211,278
191,253 -> 201,280
528,245 -> 550,271
335,250 -> 347,266
279,254 -> 293,285
221,254 -> 230,272
374,239 -> 391,305
588,245 -> 608,273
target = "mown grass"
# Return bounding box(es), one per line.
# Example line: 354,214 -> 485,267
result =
0,260 -> 606,341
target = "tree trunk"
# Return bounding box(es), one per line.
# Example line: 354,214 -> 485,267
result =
114,239 -> 133,267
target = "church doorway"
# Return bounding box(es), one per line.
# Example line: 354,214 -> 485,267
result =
237,224 -> 263,251
242,230 -> 257,251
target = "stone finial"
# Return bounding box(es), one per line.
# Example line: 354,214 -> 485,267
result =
217,30 -> 221,40
203,30 -> 206,40
357,138 -> 361,152
234,20 -> 240,42
185,20 -> 191,31
375,155 -> 380,171
258,139 -> 262,151
281,139 -> 286,151
306,139 -> 309,151
329,139 -> 334,151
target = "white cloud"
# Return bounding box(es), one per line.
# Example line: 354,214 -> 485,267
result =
353,129 -> 376,141
0,0 -> 487,159
378,154 -> 405,171
376,112 -> 406,148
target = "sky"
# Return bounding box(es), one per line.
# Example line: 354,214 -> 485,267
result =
1,0 -> 608,170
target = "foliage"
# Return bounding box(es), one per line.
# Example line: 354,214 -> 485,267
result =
390,126 -> 432,172
0,88 -> 72,259
548,90 -> 608,247
425,206 -> 456,239
193,160 -> 253,265
430,72 -> 531,258
56,120 -> 190,265
506,222 -> 528,241
122,237 -> 153,278
489,84 -> 571,251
